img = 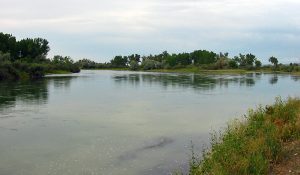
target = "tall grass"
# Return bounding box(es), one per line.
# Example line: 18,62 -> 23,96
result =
190,97 -> 300,175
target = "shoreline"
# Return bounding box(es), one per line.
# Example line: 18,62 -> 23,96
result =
189,97 -> 300,174
83,68 -> 300,75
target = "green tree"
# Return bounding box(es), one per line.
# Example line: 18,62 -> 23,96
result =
141,59 -> 161,70
255,60 -> 262,68
0,32 -> 17,59
110,56 -> 128,67
190,50 -> 217,65
176,53 -> 191,66
77,59 -> 97,69
16,38 -> 49,60
52,55 -> 74,64
128,54 -> 141,63
269,56 -> 279,68
129,60 -> 139,70
165,54 -> 177,67
228,59 -> 238,68
245,54 -> 256,67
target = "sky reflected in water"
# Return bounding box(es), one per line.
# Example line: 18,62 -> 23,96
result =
0,70 -> 300,175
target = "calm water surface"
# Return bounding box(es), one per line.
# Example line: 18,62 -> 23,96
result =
0,70 -> 300,175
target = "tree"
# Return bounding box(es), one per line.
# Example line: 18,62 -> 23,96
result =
141,59 -> 161,70
165,54 -> 177,67
0,33 -> 49,62
0,32 -> 17,60
236,54 -> 247,67
215,58 -> 228,69
128,54 -> 141,63
228,59 -> 238,69
110,56 -> 128,67
190,50 -> 217,65
269,56 -> 278,68
255,60 -> 262,68
129,60 -> 139,70
77,59 -> 97,69
176,53 -> 192,66
52,55 -> 72,64
245,54 -> 256,67
16,38 -> 50,61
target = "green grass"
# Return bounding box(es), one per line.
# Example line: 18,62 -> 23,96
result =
189,97 -> 300,175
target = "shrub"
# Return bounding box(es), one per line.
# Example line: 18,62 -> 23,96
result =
0,62 -> 20,80
129,60 -> 139,71
28,64 -> 46,79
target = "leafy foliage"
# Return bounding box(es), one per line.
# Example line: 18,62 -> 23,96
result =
0,32 -> 49,61
0,33 -> 80,81
269,56 -> 279,68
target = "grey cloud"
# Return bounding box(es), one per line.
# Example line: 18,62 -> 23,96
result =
0,0 -> 300,62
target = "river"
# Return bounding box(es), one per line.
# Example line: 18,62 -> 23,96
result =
0,70 -> 300,175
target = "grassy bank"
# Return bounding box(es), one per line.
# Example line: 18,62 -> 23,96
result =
189,97 -> 300,175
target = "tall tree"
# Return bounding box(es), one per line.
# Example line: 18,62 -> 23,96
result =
0,32 -> 17,59
269,56 -> 279,68
190,50 -> 217,65
110,56 -> 128,67
17,38 -> 50,60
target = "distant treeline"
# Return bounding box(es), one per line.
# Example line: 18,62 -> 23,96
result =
76,51 -> 300,72
0,32 -> 80,80
2,32 -> 299,81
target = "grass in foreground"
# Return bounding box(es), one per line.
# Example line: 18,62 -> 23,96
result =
189,97 -> 300,175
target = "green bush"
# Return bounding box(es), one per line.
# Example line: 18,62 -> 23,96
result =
0,62 -> 20,80
129,60 -> 139,71
27,64 -> 46,79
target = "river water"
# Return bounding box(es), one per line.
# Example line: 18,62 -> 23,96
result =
0,70 -> 300,175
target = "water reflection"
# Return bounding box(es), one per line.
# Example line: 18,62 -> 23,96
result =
113,73 -> 260,91
0,70 -> 300,175
50,76 -> 74,90
269,75 -> 279,85
291,75 -> 300,82
0,76 -> 76,111
0,80 -> 48,110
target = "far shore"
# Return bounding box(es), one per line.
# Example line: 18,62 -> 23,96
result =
83,67 -> 300,75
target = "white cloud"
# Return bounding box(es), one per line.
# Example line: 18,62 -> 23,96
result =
0,0 -> 300,62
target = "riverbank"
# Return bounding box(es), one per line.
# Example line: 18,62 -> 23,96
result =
148,68 -> 248,74
0,61 -> 80,81
189,97 -> 300,175
148,67 -> 300,75
87,67 -> 300,75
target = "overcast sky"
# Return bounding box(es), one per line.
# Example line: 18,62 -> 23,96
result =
1,0 -> 300,63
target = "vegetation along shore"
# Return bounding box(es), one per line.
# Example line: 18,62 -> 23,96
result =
0,32 -> 80,81
77,50 -> 300,75
1,32 -> 300,81
187,97 -> 300,175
